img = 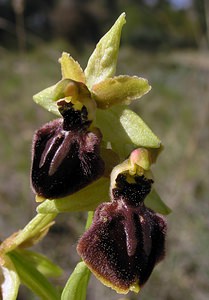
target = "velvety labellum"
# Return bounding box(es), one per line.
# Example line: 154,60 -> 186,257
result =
31,102 -> 105,199
77,173 -> 166,294
77,201 -> 166,294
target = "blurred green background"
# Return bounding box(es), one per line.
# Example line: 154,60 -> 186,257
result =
0,0 -> 209,299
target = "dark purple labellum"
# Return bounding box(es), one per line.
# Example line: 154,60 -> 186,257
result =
31,101 -> 105,199
77,172 -> 166,293
77,201 -> 166,293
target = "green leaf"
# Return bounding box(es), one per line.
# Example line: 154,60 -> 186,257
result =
0,260 -> 20,300
17,249 -> 63,278
145,189 -> 172,215
59,52 -> 85,83
37,177 -> 110,214
92,75 -> 151,109
96,105 -> 161,159
8,250 -> 60,300
85,13 -> 126,89
61,261 -> 91,300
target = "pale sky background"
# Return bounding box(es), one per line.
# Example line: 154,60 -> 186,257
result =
170,0 -> 192,9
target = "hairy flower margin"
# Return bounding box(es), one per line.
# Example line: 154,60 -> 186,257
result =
0,13 -> 171,300
77,149 -> 167,294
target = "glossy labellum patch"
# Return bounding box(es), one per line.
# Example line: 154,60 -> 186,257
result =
77,173 -> 166,294
31,100 -> 105,199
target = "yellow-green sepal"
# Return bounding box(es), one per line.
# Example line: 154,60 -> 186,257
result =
145,189 -> 172,215
96,105 -> 161,159
92,75 -> 151,109
85,13 -> 126,89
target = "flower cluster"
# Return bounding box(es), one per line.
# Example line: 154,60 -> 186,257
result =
29,13 -> 168,295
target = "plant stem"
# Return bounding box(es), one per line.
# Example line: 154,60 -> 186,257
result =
0,212 -> 58,256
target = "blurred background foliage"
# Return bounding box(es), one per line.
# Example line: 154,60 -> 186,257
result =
0,0 -> 209,299
0,0 -> 209,51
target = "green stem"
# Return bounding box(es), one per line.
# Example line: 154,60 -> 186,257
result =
0,212 -> 58,255
61,211 -> 93,300
15,212 -> 57,246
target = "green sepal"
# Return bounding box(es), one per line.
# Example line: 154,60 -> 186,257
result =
33,84 -> 60,116
0,259 -> 20,300
85,13 -> 126,89
33,78 -> 93,117
37,177 -> 110,214
96,105 -> 161,159
33,79 -> 77,116
33,79 -> 76,117
145,189 -> 172,215
16,249 -> 63,278
7,250 -> 60,300
61,261 -> 91,300
92,75 -> 151,109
